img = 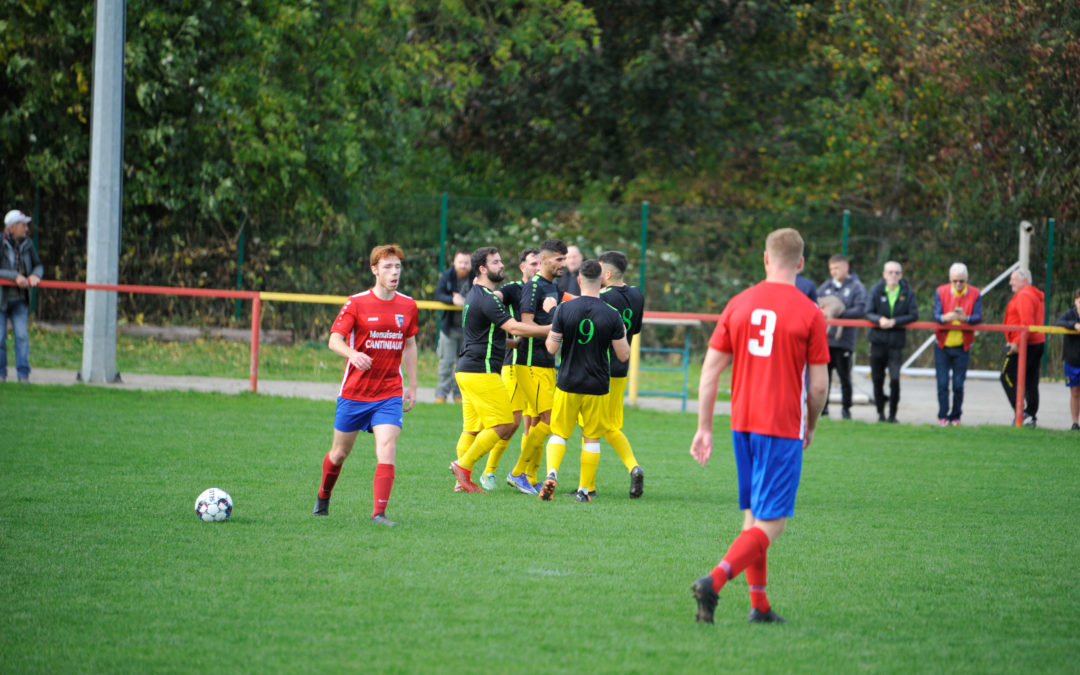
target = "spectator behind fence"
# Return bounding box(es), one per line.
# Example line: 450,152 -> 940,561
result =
795,273 -> 817,302
865,261 -> 918,423
932,263 -> 982,426
556,244 -> 583,297
816,255 -> 867,419
1053,289 -> 1080,431
1,209 -> 43,384
1000,269 -> 1045,427
433,249 -> 474,403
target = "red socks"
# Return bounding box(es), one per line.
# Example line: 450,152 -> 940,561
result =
319,453 -> 342,499
746,552 -> 770,612
372,463 -> 395,517
709,526 -> 771,593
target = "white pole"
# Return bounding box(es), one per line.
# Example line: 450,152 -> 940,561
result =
1018,220 -> 1033,276
80,0 -> 126,383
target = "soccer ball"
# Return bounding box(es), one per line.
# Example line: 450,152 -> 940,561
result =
195,487 -> 233,522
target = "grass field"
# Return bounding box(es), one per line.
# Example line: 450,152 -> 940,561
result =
2,385 -> 1078,673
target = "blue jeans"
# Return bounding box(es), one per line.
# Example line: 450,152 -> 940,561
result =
0,299 -> 31,379
934,345 -> 970,421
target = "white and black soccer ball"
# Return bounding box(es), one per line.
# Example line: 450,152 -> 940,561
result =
195,487 -> 233,522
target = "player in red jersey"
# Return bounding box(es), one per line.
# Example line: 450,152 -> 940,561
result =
312,244 -> 419,527
689,228 -> 829,624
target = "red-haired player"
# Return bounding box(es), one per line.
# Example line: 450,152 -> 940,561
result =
313,245 -> 419,526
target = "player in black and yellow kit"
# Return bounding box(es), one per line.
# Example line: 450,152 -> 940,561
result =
449,247 -> 549,493
506,239 -> 567,494
469,247 -> 539,490
538,259 -> 630,502
596,250 -> 647,498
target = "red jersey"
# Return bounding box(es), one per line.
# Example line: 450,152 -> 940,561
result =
1003,284 -> 1046,345
709,281 -> 830,440
331,290 -> 419,401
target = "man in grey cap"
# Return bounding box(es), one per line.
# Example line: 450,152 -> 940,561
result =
1,209 -> 43,383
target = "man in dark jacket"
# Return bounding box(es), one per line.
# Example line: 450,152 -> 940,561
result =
816,255 -> 867,419
1,209 -> 44,383
1053,288 -> 1080,430
865,261 -> 918,423
433,249 -> 474,403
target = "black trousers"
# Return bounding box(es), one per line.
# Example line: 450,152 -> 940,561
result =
825,347 -> 853,412
1000,342 -> 1044,418
870,343 -> 903,418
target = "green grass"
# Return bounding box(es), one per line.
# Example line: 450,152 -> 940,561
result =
25,326 -> 722,398
1,385 -> 1077,672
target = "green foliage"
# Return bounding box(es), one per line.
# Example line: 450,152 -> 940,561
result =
3,0 -> 1079,336
2,386 -> 1079,671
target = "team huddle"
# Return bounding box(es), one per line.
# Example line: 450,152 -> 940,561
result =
308,229 -> 826,626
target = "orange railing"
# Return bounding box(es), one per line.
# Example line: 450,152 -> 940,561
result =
4,279 -> 1072,426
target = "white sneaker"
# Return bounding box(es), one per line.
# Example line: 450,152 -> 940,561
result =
479,472 -> 496,491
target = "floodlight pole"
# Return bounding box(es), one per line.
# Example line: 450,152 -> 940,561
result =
81,0 -> 126,383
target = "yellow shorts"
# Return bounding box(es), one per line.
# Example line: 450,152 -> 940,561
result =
551,387 -> 612,440
606,376 -> 627,431
456,371 -> 514,433
501,364 -> 527,413
524,366 -> 556,417
580,376 -> 627,432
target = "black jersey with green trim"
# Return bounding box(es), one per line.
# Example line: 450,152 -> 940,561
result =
498,280 -> 525,366
550,296 -> 626,395
599,284 -> 645,378
456,284 -> 513,374
517,273 -> 561,368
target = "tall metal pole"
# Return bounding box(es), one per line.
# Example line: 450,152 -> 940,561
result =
81,0 -> 125,383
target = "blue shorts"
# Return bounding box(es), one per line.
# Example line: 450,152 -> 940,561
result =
334,396 -> 403,433
731,431 -> 803,520
1066,362 -> 1080,388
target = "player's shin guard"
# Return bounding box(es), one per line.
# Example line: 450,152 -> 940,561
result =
459,428 -> 501,470
709,526 -> 770,593
319,452 -> 342,499
604,429 -> 638,473
456,431 -> 476,459
372,463 -> 394,517
746,551 -> 770,613
545,434 -> 568,477
483,437 -> 511,475
579,442 -> 600,493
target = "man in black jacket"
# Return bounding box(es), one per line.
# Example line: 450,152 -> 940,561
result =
865,261 -> 918,423
1053,289 -> 1080,430
433,249 -> 474,403
1,210 -> 43,384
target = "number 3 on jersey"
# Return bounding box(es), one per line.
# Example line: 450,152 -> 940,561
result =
747,309 -> 776,357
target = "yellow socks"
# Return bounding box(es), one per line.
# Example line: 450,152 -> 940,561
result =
545,434 -> 568,478
604,429 -> 639,472
458,428 -> 501,470
580,442 -> 600,492
483,437 -> 511,476
456,431 -> 476,459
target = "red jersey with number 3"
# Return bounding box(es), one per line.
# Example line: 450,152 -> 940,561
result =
710,281 -> 830,440
331,290 -> 419,401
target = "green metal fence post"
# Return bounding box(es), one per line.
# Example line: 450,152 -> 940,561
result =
639,201 -> 649,290
30,184 -> 40,314
1042,217 -> 1055,375
842,209 -> 850,257
439,192 -> 449,275
437,192 -> 449,350
234,224 -> 245,320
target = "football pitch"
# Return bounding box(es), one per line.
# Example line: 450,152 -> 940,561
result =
2,386 -> 1078,673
